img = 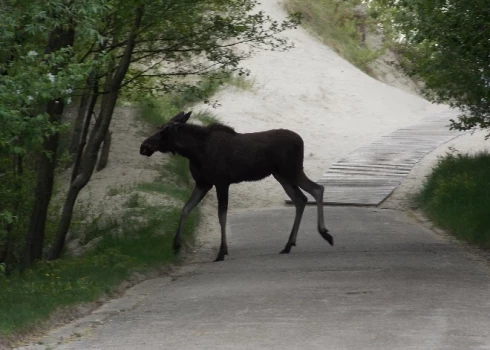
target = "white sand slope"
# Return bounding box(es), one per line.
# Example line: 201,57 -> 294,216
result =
195,0 -> 450,211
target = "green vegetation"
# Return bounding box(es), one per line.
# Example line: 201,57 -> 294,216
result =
137,72 -> 255,128
0,96 -> 198,343
0,201 -> 198,340
372,0 -> 490,136
138,76 -> 224,127
285,0 -> 381,73
416,152 -> 490,249
196,111 -> 220,126
226,74 -> 256,91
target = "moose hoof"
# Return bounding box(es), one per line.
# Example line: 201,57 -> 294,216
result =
279,242 -> 295,254
320,229 -> 334,246
214,254 -> 225,262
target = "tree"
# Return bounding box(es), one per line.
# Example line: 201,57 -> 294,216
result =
0,0 -> 110,268
374,0 -> 490,135
47,0 -> 300,260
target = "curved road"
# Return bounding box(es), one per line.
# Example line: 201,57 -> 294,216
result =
21,207 -> 490,349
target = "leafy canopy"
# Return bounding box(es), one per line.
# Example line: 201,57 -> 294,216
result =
374,0 -> 490,135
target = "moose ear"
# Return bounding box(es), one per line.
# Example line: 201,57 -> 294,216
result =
169,111 -> 185,122
170,111 -> 192,124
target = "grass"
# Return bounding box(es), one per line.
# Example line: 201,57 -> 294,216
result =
138,72 -> 252,127
139,86 -> 222,132
195,111 -> 219,126
0,92 -> 200,345
284,0 -> 381,74
416,151 -> 490,249
0,203 -> 198,339
226,74 -> 256,91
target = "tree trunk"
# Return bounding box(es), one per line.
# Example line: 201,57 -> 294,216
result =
23,99 -> 65,267
2,155 -> 24,274
96,131 -> 112,172
71,85 -> 99,183
68,90 -> 90,157
48,6 -> 144,260
48,89 -> 119,260
23,27 -> 75,268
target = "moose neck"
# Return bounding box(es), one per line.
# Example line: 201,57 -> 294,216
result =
172,124 -> 207,165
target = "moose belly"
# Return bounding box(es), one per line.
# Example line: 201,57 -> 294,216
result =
232,156 -> 275,183
205,158 -> 273,184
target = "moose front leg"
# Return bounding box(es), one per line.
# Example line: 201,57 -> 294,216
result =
174,183 -> 212,253
215,185 -> 229,262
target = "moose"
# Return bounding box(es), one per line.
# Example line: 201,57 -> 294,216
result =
140,111 -> 334,261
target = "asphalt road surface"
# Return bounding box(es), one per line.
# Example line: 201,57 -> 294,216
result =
21,207 -> 490,350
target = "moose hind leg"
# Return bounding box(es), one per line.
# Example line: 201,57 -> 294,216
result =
215,185 -> 229,262
274,174 -> 307,254
297,172 -> 334,246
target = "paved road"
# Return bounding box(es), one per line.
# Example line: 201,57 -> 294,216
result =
22,207 -> 490,350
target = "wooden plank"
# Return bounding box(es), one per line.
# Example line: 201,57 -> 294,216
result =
285,109 -> 466,206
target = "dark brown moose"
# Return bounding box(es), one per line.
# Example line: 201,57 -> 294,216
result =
140,111 -> 334,261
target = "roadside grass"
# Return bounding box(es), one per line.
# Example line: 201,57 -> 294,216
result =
0,89 -> 202,344
0,199 -> 198,340
284,0 -> 381,74
416,151 -> 490,249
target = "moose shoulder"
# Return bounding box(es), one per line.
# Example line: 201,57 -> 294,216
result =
140,111 -> 333,262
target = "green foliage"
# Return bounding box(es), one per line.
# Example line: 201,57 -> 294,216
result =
0,250 -> 131,337
137,74 -> 226,126
285,0 -> 380,73
0,0 -> 111,269
123,193 -> 146,209
416,152 -> 490,249
122,0 -> 299,96
196,111 -> 220,126
0,184 -> 198,340
226,74 -> 256,91
373,0 -> 490,135
0,120 -> 198,341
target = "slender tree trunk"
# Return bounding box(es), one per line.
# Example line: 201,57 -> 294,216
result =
68,90 -> 90,157
23,27 -> 75,268
71,84 -> 99,183
96,131 -> 112,171
3,155 -> 24,274
24,99 -> 65,266
49,89 -> 119,260
48,7 -> 144,260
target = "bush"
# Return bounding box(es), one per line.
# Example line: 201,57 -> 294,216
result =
417,152 -> 490,248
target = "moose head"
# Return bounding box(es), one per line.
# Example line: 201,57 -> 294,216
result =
139,111 -> 192,157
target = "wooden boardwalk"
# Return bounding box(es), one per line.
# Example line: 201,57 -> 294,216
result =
292,109 -> 466,206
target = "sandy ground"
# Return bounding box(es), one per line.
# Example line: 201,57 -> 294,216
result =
193,0 -> 462,213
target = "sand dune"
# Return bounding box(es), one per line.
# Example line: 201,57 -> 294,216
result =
195,0 -> 450,211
